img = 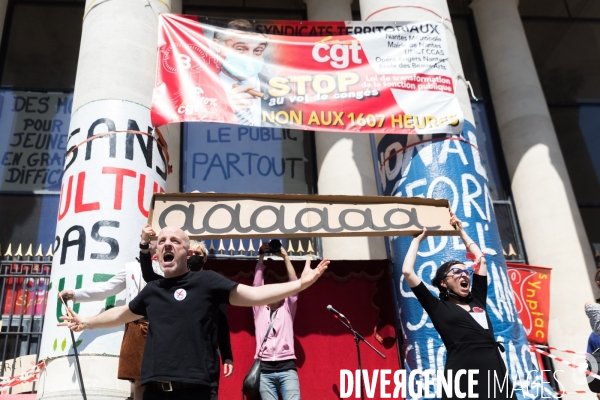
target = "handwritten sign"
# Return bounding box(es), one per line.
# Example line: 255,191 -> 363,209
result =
0,90 -> 72,193
148,192 -> 456,239
183,123 -> 310,194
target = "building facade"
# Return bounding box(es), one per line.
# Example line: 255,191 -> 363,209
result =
0,0 -> 599,397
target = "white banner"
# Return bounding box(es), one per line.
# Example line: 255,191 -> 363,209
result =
151,16 -> 463,134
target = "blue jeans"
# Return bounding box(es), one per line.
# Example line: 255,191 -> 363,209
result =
259,369 -> 301,400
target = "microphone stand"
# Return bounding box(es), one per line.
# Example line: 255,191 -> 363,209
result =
70,330 -> 87,400
331,313 -> 386,400
60,296 -> 87,400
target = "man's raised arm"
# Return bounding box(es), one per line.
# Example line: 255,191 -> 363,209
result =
230,258 -> 328,307
59,269 -> 126,303
58,305 -> 143,332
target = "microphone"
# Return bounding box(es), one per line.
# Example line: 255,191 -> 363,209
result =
327,305 -> 346,320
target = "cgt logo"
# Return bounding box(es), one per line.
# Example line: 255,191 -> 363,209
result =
312,40 -> 363,69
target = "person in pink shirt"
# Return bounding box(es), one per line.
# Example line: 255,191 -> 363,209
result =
253,242 -> 300,400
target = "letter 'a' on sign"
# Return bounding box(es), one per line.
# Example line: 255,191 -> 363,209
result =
147,193 -> 457,240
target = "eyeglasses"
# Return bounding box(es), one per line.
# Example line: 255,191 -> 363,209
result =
445,267 -> 475,278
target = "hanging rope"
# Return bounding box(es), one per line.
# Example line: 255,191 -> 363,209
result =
64,129 -> 172,175
364,5 -> 448,22
378,136 -> 483,172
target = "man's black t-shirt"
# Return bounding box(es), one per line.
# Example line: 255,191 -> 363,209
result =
128,271 -> 238,386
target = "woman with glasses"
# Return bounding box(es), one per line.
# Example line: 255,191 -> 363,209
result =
402,213 -> 515,399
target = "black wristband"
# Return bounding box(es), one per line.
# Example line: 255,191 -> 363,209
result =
139,242 -> 150,249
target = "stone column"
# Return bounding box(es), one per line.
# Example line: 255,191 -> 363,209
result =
165,1 -> 182,192
304,0 -> 387,260
359,0 -> 474,124
360,0 -> 555,396
471,0 -> 597,392
37,1 -> 181,398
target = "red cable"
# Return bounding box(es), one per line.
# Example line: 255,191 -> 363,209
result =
64,130 -> 171,174
365,5 -> 448,22
379,136 -> 483,171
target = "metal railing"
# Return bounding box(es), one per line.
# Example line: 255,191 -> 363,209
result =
0,236 -> 319,395
206,237 -> 320,259
0,259 -> 51,394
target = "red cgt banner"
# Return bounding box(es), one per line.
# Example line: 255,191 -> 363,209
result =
151,15 -> 464,134
506,262 -> 551,344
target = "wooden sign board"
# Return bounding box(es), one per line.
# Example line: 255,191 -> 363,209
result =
148,193 -> 457,240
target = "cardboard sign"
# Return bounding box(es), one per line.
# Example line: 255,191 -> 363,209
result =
148,192 -> 456,239
150,15 -> 463,134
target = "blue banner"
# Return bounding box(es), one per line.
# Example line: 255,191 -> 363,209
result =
182,123 -> 310,194
376,121 -> 556,399
0,90 -> 72,193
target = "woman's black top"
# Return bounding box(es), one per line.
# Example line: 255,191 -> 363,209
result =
411,274 -> 515,399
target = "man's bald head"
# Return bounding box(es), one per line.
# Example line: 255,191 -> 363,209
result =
158,226 -> 190,248
156,226 -> 192,278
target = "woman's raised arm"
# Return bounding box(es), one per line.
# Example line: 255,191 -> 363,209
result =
451,212 -> 487,277
402,229 -> 427,288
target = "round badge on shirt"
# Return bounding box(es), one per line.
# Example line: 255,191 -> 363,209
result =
174,289 -> 187,301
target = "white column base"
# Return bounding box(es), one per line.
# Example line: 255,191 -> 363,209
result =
37,356 -> 130,399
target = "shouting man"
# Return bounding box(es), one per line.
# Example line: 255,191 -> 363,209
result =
59,227 -> 329,400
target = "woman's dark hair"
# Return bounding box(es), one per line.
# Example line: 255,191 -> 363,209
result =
432,260 -> 464,290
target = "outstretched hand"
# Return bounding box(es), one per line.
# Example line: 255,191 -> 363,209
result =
300,258 -> 329,290
450,211 -> 463,231
223,362 -> 234,378
259,242 -> 270,255
227,84 -> 255,111
57,308 -> 87,332
413,228 -> 428,243
278,247 -> 288,258
58,289 -> 74,301
141,224 -> 155,243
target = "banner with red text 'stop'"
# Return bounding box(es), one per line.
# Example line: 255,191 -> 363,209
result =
150,15 -> 463,134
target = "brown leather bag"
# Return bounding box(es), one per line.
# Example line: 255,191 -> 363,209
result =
117,320 -> 148,381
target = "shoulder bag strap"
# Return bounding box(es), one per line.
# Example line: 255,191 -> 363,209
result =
257,309 -> 278,359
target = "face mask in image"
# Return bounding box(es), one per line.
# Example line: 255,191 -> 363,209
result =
188,255 -> 205,271
222,52 -> 264,80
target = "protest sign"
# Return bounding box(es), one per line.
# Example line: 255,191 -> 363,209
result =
506,262 -> 551,344
0,90 -> 72,193
151,15 -> 463,134
183,123 -> 311,194
148,192 -> 457,240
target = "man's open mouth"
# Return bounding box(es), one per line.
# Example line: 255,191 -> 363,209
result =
164,254 -> 174,262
